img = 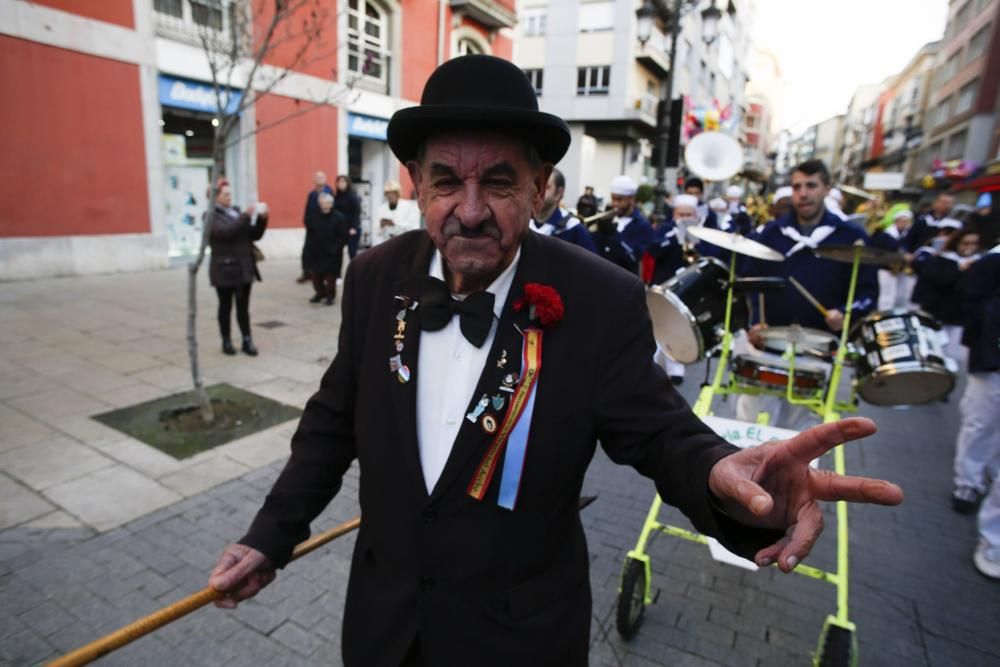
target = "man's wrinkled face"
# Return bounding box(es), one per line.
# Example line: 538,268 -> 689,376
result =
611,193 -> 635,216
791,171 -> 830,222
674,205 -> 699,225
408,132 -> 549,286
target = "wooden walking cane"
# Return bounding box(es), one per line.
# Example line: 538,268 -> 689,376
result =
46,516 -> 361,667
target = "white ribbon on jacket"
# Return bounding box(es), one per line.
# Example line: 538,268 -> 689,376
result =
780,225 -> 836,257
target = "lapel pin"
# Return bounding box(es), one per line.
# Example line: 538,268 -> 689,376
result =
389,354 -> 402,373
397,365 -> 411,383
491,394 -> 505,411
497,349 -> 508,369
481,414 -> 498,434
466,394 -> 489,423
500,373 -> 516,393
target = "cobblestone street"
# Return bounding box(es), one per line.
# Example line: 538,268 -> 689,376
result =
1,260 -> 998,666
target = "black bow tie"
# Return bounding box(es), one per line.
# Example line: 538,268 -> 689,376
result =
420,276 -> 496,348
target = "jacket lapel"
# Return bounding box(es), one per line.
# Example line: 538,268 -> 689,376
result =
387,233 -> 436,499
429,232 -> 550,503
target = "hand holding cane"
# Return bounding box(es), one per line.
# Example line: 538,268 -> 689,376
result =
46,516 -> 361,667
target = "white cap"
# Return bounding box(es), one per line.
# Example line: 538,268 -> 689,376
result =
610,175 -> 638,196
708,197 -> 727,211
673,194 -> 699,210
893,209 -> 913,221
828,188 -> 843,203
726,185 -> 744,198
774,186 -> 792,201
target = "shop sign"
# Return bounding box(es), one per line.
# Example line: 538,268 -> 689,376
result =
159,74 -> 242,114
348,113 -> 388,141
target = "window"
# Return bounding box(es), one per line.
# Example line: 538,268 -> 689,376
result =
956,79 -> 978,114
955,1 -> 971,32
945,130 -> 967,159
977,0 -> 991,12
522,8 -> 546,36
457,38 -> 484,56
936,52 -> 960,87
967,24 -> 991,62
524,68 -> 543,96
578,1 -> 614,32
190,0 -> 222,30
347,0 -> 387,82
932,96 -> 952,126
577,66 -> 610,95
154,0 -> 182,18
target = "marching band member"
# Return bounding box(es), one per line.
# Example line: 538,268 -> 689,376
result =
684,176 -> 718,227
725,185 -> 753,235
870,207 -> 921,310
646,199 -> 690,385
590,174 -> 653,274
913,228 -> 982,361
529,168 -> 597,252
954,242 -> 1000,579
736,160 -> 878,430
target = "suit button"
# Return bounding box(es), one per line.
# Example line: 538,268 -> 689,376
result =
422,509 -> 437,523
420,576 -> 435,591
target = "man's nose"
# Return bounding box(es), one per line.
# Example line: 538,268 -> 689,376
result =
456,184 -> 491,227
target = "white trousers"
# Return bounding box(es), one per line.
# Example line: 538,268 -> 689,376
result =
877,270 -> 917,311
981,473 -> 1000,550
954,371 -> 1000,493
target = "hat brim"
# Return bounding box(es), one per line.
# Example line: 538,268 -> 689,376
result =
387,105 -> 571,164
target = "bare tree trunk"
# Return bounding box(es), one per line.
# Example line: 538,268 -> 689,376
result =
186,260 -> 214,422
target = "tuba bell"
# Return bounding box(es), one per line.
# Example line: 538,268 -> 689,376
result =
683,131 -> 744,181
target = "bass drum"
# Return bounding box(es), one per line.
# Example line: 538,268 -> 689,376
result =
849,309 -> 955,406
647,257 -> 749,363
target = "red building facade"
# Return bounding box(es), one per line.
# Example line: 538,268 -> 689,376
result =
0,0 -> 515,279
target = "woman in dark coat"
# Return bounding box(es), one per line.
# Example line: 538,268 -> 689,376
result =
303,191 -> 349,305
913,228 -> 982,359
334,174 -> 362,259
208,181 -> 268,356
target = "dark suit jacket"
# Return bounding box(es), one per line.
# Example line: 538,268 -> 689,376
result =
241,229 -> 774,666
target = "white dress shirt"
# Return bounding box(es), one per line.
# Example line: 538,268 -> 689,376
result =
416,248 -> 520,493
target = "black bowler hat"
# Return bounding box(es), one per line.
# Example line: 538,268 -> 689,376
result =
387,55 -> 571,164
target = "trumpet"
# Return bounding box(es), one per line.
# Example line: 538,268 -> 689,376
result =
569,208 -> 617,232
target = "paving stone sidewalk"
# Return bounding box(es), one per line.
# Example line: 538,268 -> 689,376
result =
2,260 -> 998,666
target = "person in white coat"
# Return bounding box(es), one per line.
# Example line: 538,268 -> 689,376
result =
373,180 -> 420,246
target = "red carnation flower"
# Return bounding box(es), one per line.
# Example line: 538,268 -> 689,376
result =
520,283 -> 564,326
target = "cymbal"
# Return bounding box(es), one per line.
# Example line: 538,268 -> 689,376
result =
813,243 -> 905,268
759,325 -> 837,349
684,226 -> 785,262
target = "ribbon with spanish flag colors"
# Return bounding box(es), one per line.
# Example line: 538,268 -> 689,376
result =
467,329 -> 543,509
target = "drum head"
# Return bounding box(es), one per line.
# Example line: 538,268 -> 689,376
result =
857,367 -> 955,406
646,288 -> 701,363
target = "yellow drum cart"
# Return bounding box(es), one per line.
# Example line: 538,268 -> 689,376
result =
618,246 -> 869,667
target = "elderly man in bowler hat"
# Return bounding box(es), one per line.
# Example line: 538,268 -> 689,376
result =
208,55 -> 903,666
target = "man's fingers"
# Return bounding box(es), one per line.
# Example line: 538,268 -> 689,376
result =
209,545 -> 269,592
731,478 -> 774,517
811,470 -> 904,505
754,537 -> 789,567
785,417 -> 877,464
776,502 -> 824,572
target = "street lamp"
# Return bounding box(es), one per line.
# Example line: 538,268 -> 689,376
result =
636,0 -> 729,219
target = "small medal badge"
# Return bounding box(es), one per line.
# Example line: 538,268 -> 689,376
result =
491,394 -> 505,411
500,373 -> 516,393
389,354 -> 402,373
395,340 -> 404,352
394,320 -> 406,340
466,394 -> 489,423
394,295 -> 413,309
481,414 -> 498,434
396,309 -> 407,321
496,349 -> 508,369
397,365 -> 411,383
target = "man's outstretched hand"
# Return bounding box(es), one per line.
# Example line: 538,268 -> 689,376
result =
209,544 -> 275,609
708,417 -> 903,573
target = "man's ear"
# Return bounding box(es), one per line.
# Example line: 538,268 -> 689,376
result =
406,161 -> 425,213
533,163 -> 554,213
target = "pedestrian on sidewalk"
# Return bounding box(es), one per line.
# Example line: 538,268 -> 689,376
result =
335,174 -> 362,259
208,180 -> 268,356
298,171 -> 333,284
303,191 -> 348,305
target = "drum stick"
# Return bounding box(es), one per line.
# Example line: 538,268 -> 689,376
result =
758,294 -> 766,327
46,516 -> 361,667
788,276 -> 829,317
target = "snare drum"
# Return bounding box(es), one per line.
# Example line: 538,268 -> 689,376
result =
849,309 -> 955,406
731,351 -> 829,397
647,257 -> 749,363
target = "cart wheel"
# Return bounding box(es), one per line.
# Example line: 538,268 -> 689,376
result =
817,624 -> 855,667
616,558 -> 646,639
